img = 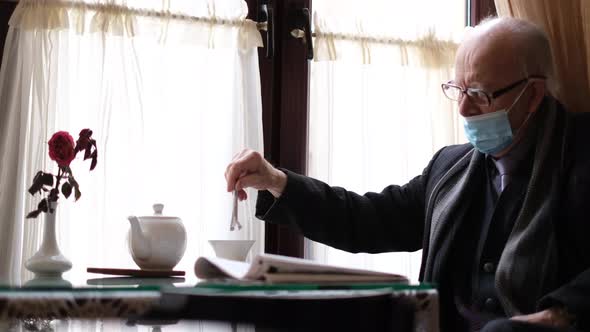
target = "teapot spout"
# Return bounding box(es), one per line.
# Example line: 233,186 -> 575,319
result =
127,216 -> 151,260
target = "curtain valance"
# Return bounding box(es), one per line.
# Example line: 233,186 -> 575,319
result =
9,0 -> 262,50
311,1 -> 464,66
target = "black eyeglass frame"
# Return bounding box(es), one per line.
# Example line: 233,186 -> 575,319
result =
441,75 -> 546,107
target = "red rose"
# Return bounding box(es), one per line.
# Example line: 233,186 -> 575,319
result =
48,131 -> 76,167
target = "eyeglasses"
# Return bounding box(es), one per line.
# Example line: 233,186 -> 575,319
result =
441,75 -> 545,107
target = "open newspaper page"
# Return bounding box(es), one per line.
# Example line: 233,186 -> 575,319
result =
195,253 -> 408,283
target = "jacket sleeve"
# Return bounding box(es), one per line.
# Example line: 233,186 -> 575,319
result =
537,269 -> 590,328
536,110 -> 590,329
255,149 -> 443,254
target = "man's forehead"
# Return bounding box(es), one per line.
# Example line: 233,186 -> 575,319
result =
455,33 -> 520,87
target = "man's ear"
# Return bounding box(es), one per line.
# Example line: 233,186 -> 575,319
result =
528,80 -> 546,113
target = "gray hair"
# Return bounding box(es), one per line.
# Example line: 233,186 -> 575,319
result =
476,16 -> 558,96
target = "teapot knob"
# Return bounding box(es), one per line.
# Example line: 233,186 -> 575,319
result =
153,203 -> 164,215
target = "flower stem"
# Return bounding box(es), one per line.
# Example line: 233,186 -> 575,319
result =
55,167 -> 62,191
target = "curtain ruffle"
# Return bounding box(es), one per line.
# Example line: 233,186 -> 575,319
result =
311,4 -> 462,67
313,17 -> 459,67
9,0 -> 262,50
314,29 -> 458,67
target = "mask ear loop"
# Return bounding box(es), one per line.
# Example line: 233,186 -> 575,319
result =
507,78 -> 545,144
504,80 -> 534,116
506,77 -> 547,114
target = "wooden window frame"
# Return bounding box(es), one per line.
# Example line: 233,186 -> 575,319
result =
0,1 -> 17,69
469,0 -> 497,26
246,0 -> 309,258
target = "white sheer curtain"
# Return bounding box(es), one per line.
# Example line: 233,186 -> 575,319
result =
307,0 -> 466,282
0,0 -> 264,284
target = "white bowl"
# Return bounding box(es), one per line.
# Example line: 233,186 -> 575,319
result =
208,240 -> 255,261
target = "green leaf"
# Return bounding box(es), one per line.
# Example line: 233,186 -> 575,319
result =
28,172 -> 44,195
69,176 -> 82,201
62,181 -> 72,199
26,210 -> 41,219
33,171 -> 43,181
90,157 -> 97,171
38,198 -> 48,213
41,172 -> 54,186
84,146 -> 91,160
74,186 -> 82,201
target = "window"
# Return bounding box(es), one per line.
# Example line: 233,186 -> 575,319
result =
0,0 -> 264,282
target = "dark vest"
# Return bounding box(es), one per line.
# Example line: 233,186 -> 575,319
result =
451,156 -> 532,332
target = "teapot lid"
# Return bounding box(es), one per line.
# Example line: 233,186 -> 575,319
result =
153,203 -> 164,216
139,203 -> 179,220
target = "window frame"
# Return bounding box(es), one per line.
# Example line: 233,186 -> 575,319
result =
468,0 -> 497,26
246,0 -> 310,258
0,1 -> 17,70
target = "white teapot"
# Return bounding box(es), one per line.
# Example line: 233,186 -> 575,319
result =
127,204 -> 187,270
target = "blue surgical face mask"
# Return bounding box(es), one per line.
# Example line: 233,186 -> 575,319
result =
463,84 -> 529,155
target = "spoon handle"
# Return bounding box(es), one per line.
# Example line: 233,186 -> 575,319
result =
230,190 -> 242,231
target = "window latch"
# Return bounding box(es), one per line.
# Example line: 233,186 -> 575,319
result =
289,7 -> 313,60
258,1 -> 275,59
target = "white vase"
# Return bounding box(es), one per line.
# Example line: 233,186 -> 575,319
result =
25,202 -> 72,276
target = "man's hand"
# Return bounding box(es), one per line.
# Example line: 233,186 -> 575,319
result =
225,149 -> 287,201
511,307 -> 574,328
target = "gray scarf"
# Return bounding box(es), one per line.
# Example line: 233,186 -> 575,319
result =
423,98 -> 563,315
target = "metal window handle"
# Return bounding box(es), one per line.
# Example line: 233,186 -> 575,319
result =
290,29 -> 305,39
290,7 -> 313,60
259,2 -> 275,59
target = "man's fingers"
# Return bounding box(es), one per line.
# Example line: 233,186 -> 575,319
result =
225,159 -> 249,191
227,165 -> 254,191
237,189 -> 248,201
231,151 -> 242,160
235,173 -> 265,192
226,151 -> 263,191
225,150 -> 249,182
225,164 -> 240,192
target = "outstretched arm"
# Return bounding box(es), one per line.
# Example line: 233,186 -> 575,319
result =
255,169 -> 428,253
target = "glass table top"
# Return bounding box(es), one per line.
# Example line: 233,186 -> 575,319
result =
0,266 -> 200,290
0,265 -> 434,293
0,268 -> 438,332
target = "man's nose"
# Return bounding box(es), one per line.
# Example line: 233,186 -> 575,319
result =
457,96 -> 481,117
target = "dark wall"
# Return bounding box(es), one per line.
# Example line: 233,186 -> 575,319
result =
0,2 -> 17,66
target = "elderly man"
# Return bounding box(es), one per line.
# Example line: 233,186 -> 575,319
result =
225,17 -> 590,332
